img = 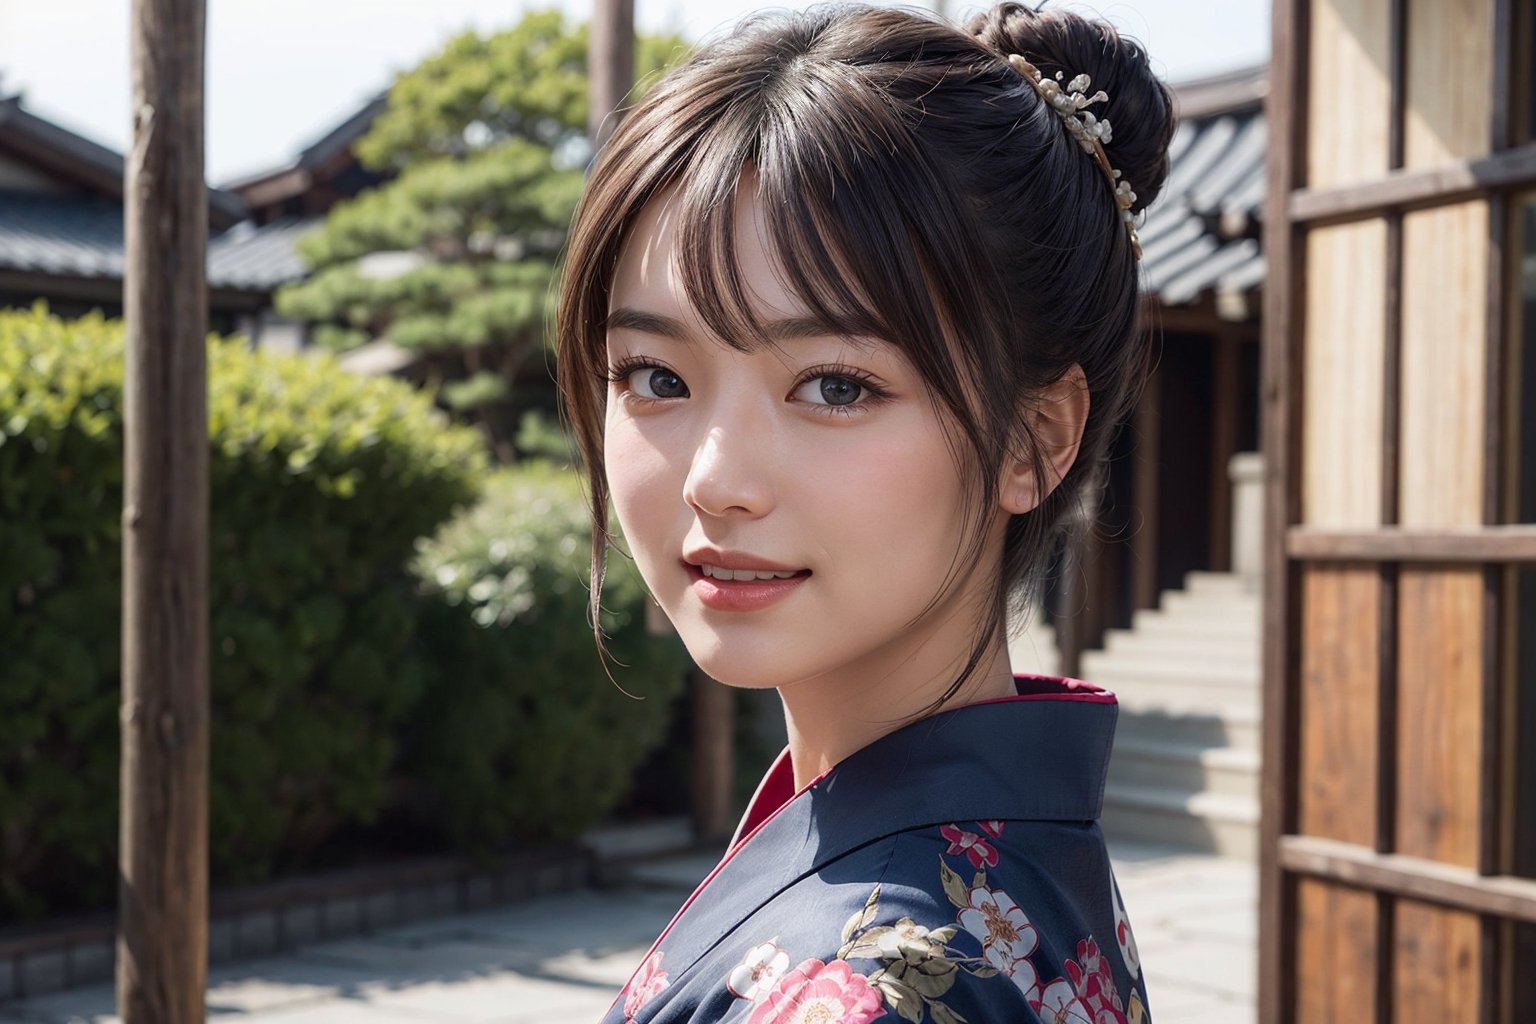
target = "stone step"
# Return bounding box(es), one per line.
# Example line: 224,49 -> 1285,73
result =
1182,570 -> 1262,597
1130,607 -> 1261,639
1102,628 -> 1258,662
1159,589 -> 1262,617
1100,782 -> 1260,859
1107,735 -> 1261,802
1086,678 -> 1261,722
1081,657 -> 1260,690
1115,706 -> 1261,755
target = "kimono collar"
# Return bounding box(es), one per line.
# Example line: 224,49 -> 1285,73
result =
636,674 -> 1118,996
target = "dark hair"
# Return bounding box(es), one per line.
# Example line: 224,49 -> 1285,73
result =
556,1 -> 1176,709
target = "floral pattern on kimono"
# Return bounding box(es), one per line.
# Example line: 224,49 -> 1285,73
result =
604,674 -> 1152,1024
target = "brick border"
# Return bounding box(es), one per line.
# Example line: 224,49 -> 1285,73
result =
0,843 -> 595,1002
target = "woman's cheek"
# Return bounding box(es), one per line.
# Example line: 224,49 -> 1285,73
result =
605,422 -> 681,569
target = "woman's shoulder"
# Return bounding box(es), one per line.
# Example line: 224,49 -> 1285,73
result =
702,821 -> 1150,1023
851,820 -> 1150,1023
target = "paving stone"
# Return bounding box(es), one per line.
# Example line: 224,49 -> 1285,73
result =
238,910 -> 280,958
0,977 -> 118,1023
364,891 -> 399,930
1151,995 -> 1257,1024
66,942 -> 113,989
294,938 -> 530,978
233,999 -> 449,1022
366,969 -> 629,1021
209,918 -> 237,963
397,885 -> 435,924
205,956 -> 388,1013
322,897 -> 362,936
1137,934 -> 1257,1002
18,951 -> 65,999
283,904 -> 321,947
465,877 -> 496,910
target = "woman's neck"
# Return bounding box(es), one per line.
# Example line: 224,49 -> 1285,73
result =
776,636 -> 1017,792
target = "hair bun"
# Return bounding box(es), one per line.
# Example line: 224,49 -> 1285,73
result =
968,1 -> 1177,215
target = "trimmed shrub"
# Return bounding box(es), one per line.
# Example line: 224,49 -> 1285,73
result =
0,304 -> 486,919
404,461 -> 688,854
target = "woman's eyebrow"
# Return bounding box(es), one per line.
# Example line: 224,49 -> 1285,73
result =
604,307 -> 690,339
604,306 -> 878,347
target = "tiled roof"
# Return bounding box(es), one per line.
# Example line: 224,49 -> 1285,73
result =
1138,64 -> 1267,307
0,191 -> 123,280
0,65 -> 1268,306
0,189 -> 316,292
207,216 -> 318,290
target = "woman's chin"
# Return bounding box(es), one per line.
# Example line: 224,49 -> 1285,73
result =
676,633 -> 793,691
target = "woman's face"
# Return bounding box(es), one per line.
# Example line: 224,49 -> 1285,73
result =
603,183 -> 1004,692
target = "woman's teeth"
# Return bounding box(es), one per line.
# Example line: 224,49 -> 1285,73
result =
699,564 -> 802,581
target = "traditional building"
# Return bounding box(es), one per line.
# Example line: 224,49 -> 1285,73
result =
0,87 -> 386,351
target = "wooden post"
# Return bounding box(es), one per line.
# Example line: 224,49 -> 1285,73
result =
691,669 -> 736,843
119,0 -> 209,1021
1131,363 -> 1163,612
588,0 -> 635,149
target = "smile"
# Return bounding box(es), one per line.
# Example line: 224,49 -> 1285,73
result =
698,564 -> 805,581
683,561 -> 811,612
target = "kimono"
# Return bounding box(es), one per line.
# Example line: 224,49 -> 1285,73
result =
603,673 -> 1151,1024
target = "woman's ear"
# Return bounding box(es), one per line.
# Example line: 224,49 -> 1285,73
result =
998,362 -> 1091,515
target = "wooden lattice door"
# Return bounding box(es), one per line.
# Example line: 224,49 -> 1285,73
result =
1260,0 -> 1536,1020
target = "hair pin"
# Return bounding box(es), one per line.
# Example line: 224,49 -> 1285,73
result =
1007,53 -> 1142,261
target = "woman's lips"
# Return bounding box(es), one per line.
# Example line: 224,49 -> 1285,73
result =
684,562 -> 811,612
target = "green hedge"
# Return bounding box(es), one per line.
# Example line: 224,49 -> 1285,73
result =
403,461 -> 689,855
0,304 -> 487,919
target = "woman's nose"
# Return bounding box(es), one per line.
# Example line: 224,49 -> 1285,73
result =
682,420 -> 775,519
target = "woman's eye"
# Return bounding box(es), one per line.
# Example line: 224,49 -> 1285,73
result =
793,374 -> 866,407
626,366 -> 689,399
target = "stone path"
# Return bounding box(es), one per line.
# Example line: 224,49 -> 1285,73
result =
0,842 -> 1255,1023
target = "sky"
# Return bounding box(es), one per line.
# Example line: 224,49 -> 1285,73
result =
0,0 -> 1268,187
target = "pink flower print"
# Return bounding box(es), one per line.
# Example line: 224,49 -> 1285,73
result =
728,941 -> 792,1001
978,820 -> 1006,839
1109,884 -> 1141,979
1065,949 -> 1127,1023
746,958 -> 885,1024
1033,978 -> 1095,1024
940,823 -> 998,870
956,886 -> 1040,998
1067,938 -> 1122,1014
623,951 -> 669,1021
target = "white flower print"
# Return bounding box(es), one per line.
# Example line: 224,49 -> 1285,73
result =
1034,977 -> 1094,1023
956,885 -> 1041,997
726,940 -> 791,1001
1110,881 -> 1141,979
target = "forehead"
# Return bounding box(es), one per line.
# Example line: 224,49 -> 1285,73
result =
608,177 -> 808,335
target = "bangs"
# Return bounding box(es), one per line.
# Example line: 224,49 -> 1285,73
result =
569,22 -> 1013,435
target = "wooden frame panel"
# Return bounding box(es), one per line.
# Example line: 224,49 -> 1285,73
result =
1291,144 -> 1536,224
1281,836 -> 1536,921
1305,0 -> 1391,190
1403,0 -> 1494,170
1266,0 -> 1536,1017
1288,525 -> 1536,560
1301,221 -> 1388,527
1260,0 -> 1311,1018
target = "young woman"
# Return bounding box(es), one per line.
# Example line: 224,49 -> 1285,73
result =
557,3 -> 1176,1021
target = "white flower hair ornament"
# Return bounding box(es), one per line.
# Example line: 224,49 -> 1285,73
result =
1007,53 -> 1143,261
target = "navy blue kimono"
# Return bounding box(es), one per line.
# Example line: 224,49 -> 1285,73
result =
604,674 -> 1150,1024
